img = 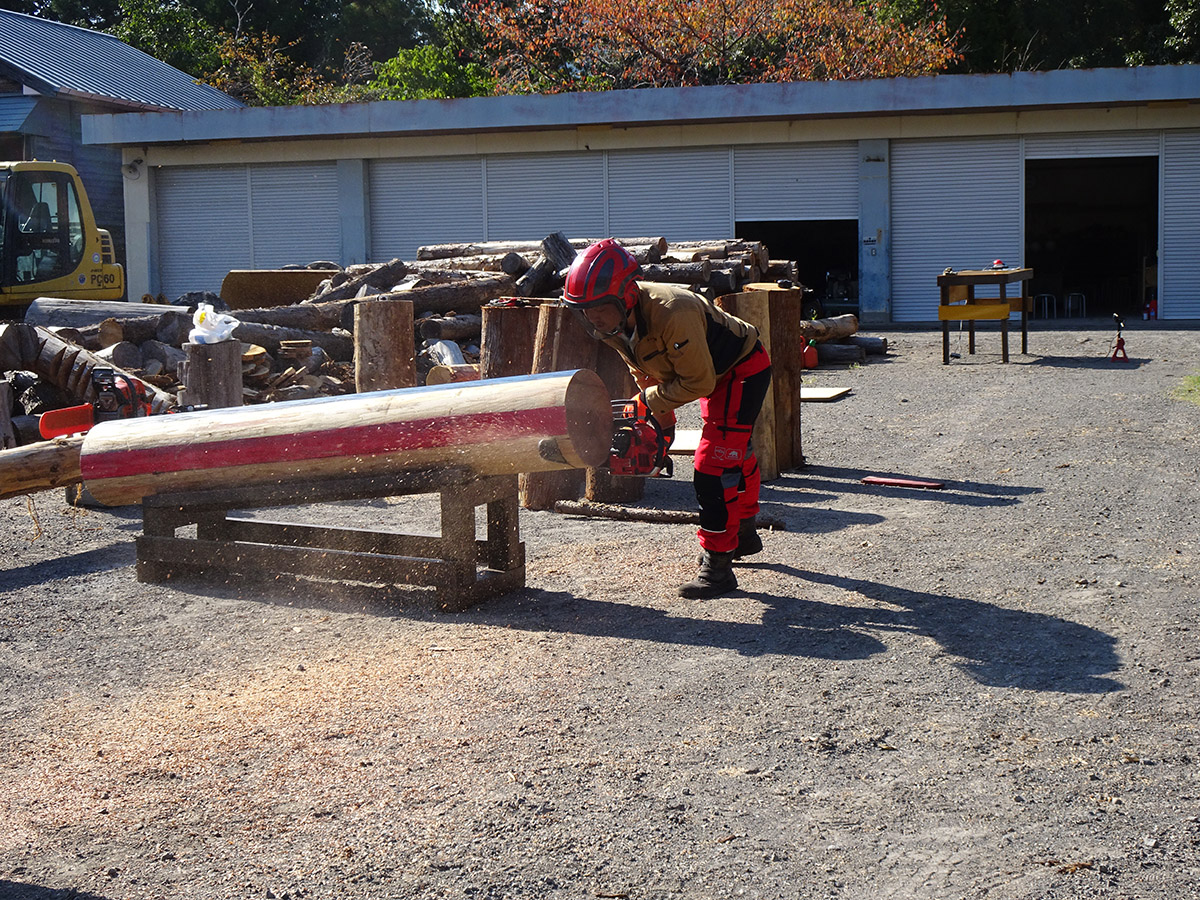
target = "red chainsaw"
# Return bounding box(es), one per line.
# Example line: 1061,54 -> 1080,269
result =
38,368 -> 156,439
607,396 -> 674,478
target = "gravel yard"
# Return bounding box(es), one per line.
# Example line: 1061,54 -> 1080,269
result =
2,320 -> 1199,900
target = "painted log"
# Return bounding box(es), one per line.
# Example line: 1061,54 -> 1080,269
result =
78,369 -> 613,507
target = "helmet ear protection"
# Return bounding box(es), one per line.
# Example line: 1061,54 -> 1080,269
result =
563,239 -> 641,337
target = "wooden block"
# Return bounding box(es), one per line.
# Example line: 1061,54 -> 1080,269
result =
800,387 -> 851,402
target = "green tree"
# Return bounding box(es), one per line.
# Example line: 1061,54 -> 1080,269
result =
109,0 -> 221,76
877,0 -> 1175,70
369,44 -> 492,98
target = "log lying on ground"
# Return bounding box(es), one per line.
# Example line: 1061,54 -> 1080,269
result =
837,334 -> 888,355
799,314 -> 859,343
553,499 -> 787,530
0,435 -> 84,500
231,320 -> 355,360
78,369 -> 613,507
815,342 -> 867,365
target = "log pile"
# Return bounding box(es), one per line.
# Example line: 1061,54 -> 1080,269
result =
2,231 -> 888,491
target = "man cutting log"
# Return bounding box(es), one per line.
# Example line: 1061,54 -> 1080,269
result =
562,239 -> 773,599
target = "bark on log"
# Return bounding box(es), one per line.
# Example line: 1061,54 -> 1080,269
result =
417,237 -> 667,261
798,314 -> 859,343
554,499 -> 787,530
0,323 -> 173,412
78,369 -> 612,507
355,299 -> 416,392
310,258 -> 408,303
24,298 -> 152,329
406,253 -> 528,275
815,342 -> 867,365
838,335 -> 888,355
480,303 -> 541,379
639,261 -> 712,285
418,314 -> 482,342
231,320 -> 355,360
541,232 -> 578,275
520,303 -> 598,510
0,382 -> 15,450
373,275 -> 518,318
95,341 -> 142,371
515,255 -> 558,299
0,435 -> 84,499
180,340 -> 244,408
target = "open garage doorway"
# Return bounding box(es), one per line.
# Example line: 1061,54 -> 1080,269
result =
736,219 -> 858,317
1025,156 -> 1158,319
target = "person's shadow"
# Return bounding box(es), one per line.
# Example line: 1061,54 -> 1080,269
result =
475,566 -> 1121,694
0,881 -> 111,900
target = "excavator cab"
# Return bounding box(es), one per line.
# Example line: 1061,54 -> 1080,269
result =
0,161 -> 124,313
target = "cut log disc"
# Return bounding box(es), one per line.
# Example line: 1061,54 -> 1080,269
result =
79,369 -> 612,506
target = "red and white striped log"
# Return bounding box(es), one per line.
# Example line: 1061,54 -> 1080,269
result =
79,369 -> 612,507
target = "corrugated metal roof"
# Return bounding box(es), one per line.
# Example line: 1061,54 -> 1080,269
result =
0,9 -> 242,111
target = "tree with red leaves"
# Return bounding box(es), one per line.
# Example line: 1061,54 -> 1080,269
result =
469,0 -> 960,93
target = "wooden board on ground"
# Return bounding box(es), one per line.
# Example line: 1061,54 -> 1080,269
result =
800,386 -> 851,402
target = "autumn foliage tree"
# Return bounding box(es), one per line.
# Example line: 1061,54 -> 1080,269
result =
468,0 -> 960,93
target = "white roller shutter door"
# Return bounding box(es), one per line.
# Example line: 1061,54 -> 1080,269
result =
485,153 -> 605,240
733,142 -> 859,220
1024,131 -> 1160,159
369,157 -> 485,261
1162,130 -> 1200,319
890,136 -> 1022,322
155,165 -> 250,298
249,162 -> 340,268
608,147 -> 732,242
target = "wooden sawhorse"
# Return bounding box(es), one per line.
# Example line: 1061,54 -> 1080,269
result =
135,468 -> 524,611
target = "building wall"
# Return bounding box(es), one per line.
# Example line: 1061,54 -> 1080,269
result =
121,104 -> 1200,318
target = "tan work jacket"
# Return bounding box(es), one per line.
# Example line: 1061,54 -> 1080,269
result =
601,282 -> 759,416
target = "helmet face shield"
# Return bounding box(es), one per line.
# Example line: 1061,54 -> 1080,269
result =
570,294 -> 630,339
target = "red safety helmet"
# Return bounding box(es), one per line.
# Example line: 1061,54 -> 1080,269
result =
563,239 -> 641,337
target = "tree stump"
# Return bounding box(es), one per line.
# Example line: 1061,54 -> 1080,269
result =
180,340 -> 244,409
480,303 -> 541,379
355,298 -> 416,391
520,303 -> 598,510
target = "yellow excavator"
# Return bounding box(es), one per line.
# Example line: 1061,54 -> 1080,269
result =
1,160 -> 125,314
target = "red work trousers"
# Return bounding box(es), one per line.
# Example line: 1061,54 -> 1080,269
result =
693,342 -> 772,553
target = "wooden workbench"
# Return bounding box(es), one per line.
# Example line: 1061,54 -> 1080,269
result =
937,267 -> 1033,364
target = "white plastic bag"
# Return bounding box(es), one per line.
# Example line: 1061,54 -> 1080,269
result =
188,302 -> 240,344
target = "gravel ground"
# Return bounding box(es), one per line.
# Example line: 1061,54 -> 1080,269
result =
2,320 -> 1199,900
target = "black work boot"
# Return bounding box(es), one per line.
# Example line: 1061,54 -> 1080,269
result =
678,550 -> 738,599
733,516 -> 763,560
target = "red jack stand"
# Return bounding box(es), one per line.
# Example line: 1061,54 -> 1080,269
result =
1110,314 -> 1130,362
